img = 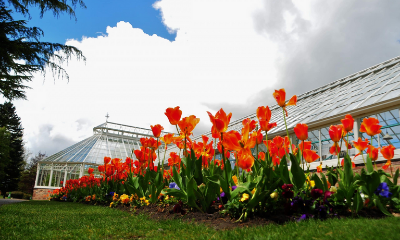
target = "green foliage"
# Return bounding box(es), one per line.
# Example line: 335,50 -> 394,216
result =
0,0 -> 86,100
0,102 -> 24,195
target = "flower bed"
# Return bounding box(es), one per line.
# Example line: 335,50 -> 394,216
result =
51,88 -> 400,223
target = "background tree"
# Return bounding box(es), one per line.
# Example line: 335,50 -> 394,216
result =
0,102 -> 24,197
18,151 -> 46,194
0,126 -> 11,196
0,0 -> 86,100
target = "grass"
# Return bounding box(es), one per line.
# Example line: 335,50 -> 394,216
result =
0,201 -> 400,240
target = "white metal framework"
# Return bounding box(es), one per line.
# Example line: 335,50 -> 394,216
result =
35,122 -> 171,188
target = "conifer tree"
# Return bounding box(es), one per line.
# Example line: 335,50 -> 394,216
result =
0,0 -> 86,100
0,102 -> 24,195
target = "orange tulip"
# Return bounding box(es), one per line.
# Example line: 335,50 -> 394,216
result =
207,108 -> 232,133
165,106 -> 182,125
242,118 -> 257,132
303,149 -> 319,163
256,106 -> 272,122
329,125 -> 343,142
299,141 -> 312,151
258,152 -> 265,161
237,153 -> 254,170
329,143 -> 340,155
366,145 -> 379,161
147,137 -> 161,150
341,114 -> 354,133
223,120 -> 256,157
150,124 -> 164,138
211,126 -> 220,139
168,152 -> 181,169
352,138 -> 369,152
259,120 -> 277,132
273,89 -> 297,116
381,145 -> 395,160
382,160 -> 391,170
294,123 -> 308,141
104,156 -> 111,165
160,133 -> 175,146
359,117 -> 382,136
178,115 -> 200,136
98,165 -> 105,172
316,162 -> 323,173
88,168 -> 94,175
251,129 -> 263,144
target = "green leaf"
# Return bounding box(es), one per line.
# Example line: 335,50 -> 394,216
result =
320,172 -> 328,191
230,181 -> 254,199
279,155 -> 290,184
374,197 -> 393,216
162,188 -> 187,200
394,169 -> 399,185
186,177 -> 203,212
311,173 -> 324,190
172,166 -> 185,194
353,191 -> 363,213
366,155 -> 374,173
289,153 -> 306,190
343,154 -> 353,188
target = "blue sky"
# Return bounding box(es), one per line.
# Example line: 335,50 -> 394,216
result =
11,0 -> 176,43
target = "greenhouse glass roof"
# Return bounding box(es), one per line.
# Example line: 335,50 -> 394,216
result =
41,122 -> 172,165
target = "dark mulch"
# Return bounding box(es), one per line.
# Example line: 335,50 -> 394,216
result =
113,203 -> 390,230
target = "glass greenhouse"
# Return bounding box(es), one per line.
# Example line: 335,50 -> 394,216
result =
35,55 -> 400,191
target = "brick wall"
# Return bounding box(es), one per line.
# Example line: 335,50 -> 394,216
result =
32,188 -> 53,200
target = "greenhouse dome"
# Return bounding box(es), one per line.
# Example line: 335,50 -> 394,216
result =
33,55 -> 400,199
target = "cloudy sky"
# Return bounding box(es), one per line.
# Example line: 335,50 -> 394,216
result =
3,0 -> 400,158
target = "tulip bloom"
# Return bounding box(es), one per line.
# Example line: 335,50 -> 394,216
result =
259,120 -> 277,132
367,145 -> 379,161
237,153 -> 254,170
303,149 -> 320,163
341,114 -> 354,134
251,129 -> 263,145
207,108 -> 232,133
104,156 -> 111,165
360,117 -> 382,136
88,168 -> 94,175
165,106 -> 182,125
329,125 -> 343,142
273,89 -> 297,116
381,145 -> 395,171
258,152 -> 265,161
294,123 -> 308,141
316,162 -> 323,173
150,124 -> 164,138
353,138 -> 369,152
381,145 -> 395,160
256,106 -> 272,122
160,133 -> 175,146
178,115 -> 200,136
299,141 -> 312,151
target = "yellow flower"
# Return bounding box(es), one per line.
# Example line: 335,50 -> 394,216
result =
306,177 -> 315,188
145,200 -> 150,206
112,193 -> 119,202
329,186 -> 337,193
140,196 -> 146,202
270,192 -> 279,199
232,175 -> 238,185
251,188 -> 256,195
240,193 -> 250,202
109,202 -> 114,208
120,194 -> 129,204
220,187 -> 223,193
92,194 -> 96,200
165,195 -> 169,200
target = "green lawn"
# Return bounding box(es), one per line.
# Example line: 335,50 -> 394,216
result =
0,201 -> 400,240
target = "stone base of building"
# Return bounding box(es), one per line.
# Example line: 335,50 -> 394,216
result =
33,188 -> 54,200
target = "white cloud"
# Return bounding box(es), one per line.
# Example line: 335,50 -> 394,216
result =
13,0 -> 279,156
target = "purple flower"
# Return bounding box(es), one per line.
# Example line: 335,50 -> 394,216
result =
374,182 -> 392,198
220,192 -> 226,198
232,186 -> 237,191
297,214 -> 307,222
169,182 -> 180,190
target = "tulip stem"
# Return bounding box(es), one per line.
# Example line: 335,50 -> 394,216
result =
221,133 -> 233,186
302,140 -> 305,171
282,108 -> 292,163
264,131 -> 270,166
161,146 -> 167,175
